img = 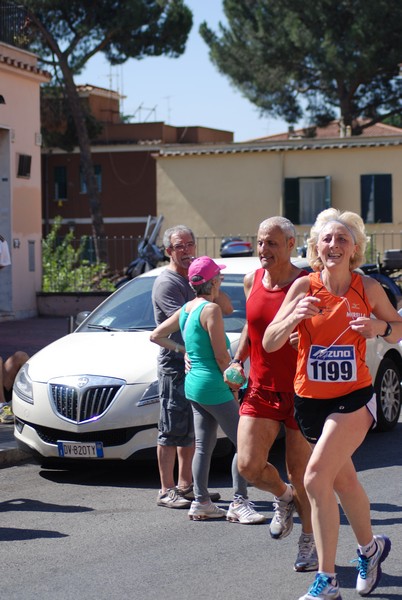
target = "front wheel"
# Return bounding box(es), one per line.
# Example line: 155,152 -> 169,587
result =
374,357 -> 402,432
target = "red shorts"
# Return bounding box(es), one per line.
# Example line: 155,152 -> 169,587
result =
240,386 -> 299,429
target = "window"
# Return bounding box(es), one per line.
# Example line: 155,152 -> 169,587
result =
17,154 -> 31,178
361,174 -> 392,223
80,165 -> 102,193
284,177 -> 331,224
54,166 -> 67,201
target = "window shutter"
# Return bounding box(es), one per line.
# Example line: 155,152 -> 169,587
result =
374,175 -> 392,223
284,178 -> 300,224
324,176 -> 331,208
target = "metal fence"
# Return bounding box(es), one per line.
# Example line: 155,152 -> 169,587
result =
0,2 -> 30,48
41,230 -> 402,292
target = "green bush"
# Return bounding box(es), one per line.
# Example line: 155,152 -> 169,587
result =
42,217 -> 115,292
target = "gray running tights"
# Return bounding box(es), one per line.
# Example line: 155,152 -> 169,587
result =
190,398 -> 248,502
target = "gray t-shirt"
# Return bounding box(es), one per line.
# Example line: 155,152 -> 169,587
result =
152,268 -> 195,374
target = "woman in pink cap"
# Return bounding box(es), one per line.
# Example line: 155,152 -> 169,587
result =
151,256 -> 265,524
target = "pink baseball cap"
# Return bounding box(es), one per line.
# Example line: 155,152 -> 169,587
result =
188,256 -> 226,285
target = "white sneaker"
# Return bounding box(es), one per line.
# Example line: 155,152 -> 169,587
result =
294,534 -> 319,572
269,485 -> 296,539
226,497 -> 266,524
355,534 -> 391,596
298,574 -> 342,599
188,500 -> 226,521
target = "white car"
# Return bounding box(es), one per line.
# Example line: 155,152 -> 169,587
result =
12,257 -> 402,465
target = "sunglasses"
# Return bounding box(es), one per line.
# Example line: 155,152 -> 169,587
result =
170,241 -> 196,252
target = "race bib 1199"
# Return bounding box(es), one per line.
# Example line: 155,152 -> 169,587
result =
307,345 -> 357,382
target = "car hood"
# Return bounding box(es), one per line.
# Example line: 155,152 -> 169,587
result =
27,331 -> 161,384
26,331 -> 241,384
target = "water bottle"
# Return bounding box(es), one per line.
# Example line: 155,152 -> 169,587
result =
224,366 -> 246,386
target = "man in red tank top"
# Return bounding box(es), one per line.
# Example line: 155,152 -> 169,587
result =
227,217 -> 316,572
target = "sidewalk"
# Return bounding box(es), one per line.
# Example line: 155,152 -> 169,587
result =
0,316 -> 69,467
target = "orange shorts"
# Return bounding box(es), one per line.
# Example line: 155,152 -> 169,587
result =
240,386 -> 299,429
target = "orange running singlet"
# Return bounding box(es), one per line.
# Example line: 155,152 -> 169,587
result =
294,271 -> 373,399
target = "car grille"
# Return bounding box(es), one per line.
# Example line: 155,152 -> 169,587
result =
50,384 -> 121,423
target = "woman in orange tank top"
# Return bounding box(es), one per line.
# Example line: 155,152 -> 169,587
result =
263,208 -> 402,600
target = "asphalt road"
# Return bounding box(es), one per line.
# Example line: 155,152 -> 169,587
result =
1,423 -> 402,600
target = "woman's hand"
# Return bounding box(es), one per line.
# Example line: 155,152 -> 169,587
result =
288,332 -> 299,350
184,352 -> 191,374
223,363 -> 246,390
349,316 -> 381,339
294,296 -> 321,320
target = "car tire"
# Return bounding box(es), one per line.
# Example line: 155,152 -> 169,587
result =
374,357 -> 402,432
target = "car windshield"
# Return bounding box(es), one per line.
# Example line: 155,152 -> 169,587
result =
78,274 -> 246,333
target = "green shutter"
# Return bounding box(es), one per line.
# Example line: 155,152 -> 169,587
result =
374,175 -> 392,223
284,178 -> 300,224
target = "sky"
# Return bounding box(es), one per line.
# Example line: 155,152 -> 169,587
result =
75,1 -> 297,142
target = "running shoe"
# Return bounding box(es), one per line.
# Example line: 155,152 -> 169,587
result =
269,486 -> 296,539
298,573 -> 342,599
355,534 -> 391,596
157,488 -> 191,509
226,497 -> 266,524
188,500 -> 226,520
294,534 -> 319,572
177,483 -> 221,503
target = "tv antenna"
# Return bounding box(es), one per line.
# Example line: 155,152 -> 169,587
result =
133,103 -> 157,122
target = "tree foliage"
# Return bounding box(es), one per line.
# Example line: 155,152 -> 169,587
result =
200,0 -> 402,134
42,217 -> 115,292
13,0 -> 192,254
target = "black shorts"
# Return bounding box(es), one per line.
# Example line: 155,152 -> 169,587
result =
294,385 -> 374,444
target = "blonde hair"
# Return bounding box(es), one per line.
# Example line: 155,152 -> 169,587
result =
307,208 -> 369,271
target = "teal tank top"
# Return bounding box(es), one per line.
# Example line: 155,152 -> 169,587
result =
179,301 -> 233,405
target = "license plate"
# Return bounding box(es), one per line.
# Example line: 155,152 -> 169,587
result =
57,441 -> 104,458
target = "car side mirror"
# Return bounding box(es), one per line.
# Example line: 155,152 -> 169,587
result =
69,310 -> 92,332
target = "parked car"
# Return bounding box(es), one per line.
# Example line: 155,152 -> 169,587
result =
12,257 -> 402,466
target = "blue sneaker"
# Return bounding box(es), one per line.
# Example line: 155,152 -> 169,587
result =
355,535 -> 391,596
298,573 -> 342,599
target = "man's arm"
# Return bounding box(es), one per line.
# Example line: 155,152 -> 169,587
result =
231,269 -> 254,363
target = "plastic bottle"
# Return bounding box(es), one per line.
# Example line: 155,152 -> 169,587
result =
224,366 -> 246,386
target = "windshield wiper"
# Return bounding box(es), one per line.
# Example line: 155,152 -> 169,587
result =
86,323 -> 124,331
86,323 -> 152,332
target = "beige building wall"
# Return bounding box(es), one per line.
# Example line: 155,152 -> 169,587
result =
0,42 -> 50,319
157,142 -> 402,255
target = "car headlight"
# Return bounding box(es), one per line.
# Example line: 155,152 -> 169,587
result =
14,363 -> 34,404
136,380 -> 159,407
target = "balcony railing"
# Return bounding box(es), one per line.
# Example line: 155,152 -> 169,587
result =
41,230 -> 402,292
0,2 -> 30,49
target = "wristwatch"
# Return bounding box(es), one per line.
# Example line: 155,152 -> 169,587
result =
379,321 -> 392,338
230,358 -> 244,369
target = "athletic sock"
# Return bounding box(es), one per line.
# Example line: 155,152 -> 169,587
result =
277,483 -> 293,503
358,537 -> 377,557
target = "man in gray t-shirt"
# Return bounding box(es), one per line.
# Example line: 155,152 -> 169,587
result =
153,268 -> 194,375
152,225 -> 232,509
152,225 -> 197,509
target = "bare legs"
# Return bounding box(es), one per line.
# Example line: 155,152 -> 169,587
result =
303,408 -> 374,572
237,415 -> 313,533
157,443 -> 194,493
0,351 -> 29,404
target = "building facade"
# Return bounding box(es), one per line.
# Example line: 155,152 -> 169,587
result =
156,124 -> 402,258
0,41 -> 50,320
